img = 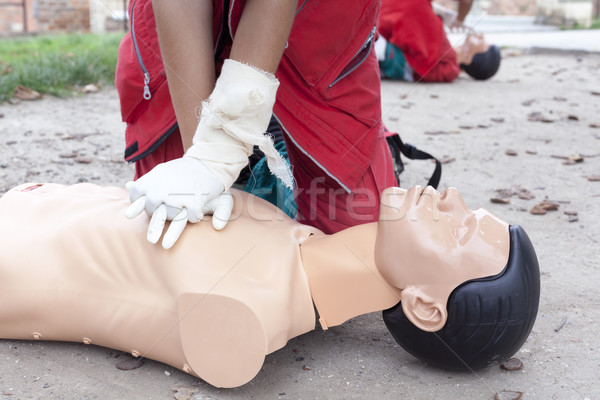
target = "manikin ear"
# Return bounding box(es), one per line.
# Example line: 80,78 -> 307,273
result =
400,286 -> 448,332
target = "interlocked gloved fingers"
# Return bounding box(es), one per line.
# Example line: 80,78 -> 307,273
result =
125,157 -> 229,249
125,59 -> 291,249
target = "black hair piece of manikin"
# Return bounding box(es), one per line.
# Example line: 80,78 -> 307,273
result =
460,44 -> 502,81
383,225 -> 540,371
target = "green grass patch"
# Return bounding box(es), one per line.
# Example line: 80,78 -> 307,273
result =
560,17 -> 600,30
0,32 -> 123,102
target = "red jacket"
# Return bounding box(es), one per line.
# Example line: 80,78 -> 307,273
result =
116,0 -> 383,192
378,0 -> 460,83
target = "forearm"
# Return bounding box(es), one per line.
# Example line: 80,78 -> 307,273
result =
153,0 -> 216,151
456,0 -> 473,23
230,0 -> 298,74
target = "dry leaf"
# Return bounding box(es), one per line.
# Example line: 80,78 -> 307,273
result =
59,152 -> 78,159
115,357 -> 144,371
516,188 -> 535,200
82,83 -> 99,93
527,112 -> 554,123
564,155 -> 584,165
521,99 -> 535,106
13,85 -> 42,101
530,205 -> 547,215
538,201 -> 559,211
424,130 -> 450,135
440,156 -> 455,164
491,197 -> 510,204
500,357 -> 523,371
172,387 -> 199,400
74,156 -> 93,164
495,188 -> 514,198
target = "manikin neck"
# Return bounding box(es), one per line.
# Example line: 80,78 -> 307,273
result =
300,222 -> 402,330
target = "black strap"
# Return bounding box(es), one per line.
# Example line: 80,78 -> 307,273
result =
389,134 -> 442,189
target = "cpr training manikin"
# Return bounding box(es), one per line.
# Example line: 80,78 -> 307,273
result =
0,183 -> 540,388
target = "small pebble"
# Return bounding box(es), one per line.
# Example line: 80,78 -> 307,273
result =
568,215 -> 579,223
296,357 -> 305,362
495,390 -> 524,400
505,149 -> 518,156
587,175 -> 600,182
0,164 -> 7,168
303,365 -> 311,371
43,383 -> 50,389
164,370 -> 171,376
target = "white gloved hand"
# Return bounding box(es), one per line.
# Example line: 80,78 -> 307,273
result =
125,59 -> 293,249
125,157 -> 234,249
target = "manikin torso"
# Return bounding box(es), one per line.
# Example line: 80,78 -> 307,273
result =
0,183 -> 509,388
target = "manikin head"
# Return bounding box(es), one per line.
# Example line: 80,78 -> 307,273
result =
376,186 -> 540,370
459,33 -> 502,80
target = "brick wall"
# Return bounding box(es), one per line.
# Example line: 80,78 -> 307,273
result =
0,0 -> 37,36
36,0 -> 90,33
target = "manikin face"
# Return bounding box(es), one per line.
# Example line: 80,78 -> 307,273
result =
376,186 -> 510,297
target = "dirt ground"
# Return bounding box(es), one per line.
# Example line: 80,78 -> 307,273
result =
0,49 -> 599,400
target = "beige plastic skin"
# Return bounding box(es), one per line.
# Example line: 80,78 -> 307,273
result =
0,183 -> 320,388
0,183 -> 510,387
302,186 -> 509,333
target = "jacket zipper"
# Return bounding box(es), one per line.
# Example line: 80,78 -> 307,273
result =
296,0 -> 308,14
130,0 -> 151,100
329,25 -> 376,88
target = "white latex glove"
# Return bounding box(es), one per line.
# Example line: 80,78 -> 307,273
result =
125,157 -> 233,249
125,59 -> 293,249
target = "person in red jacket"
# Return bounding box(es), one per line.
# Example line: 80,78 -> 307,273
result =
376,0 -> 501,83
117,0 -> 398,249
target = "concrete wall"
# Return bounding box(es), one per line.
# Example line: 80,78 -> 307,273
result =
537,0 -> 594,27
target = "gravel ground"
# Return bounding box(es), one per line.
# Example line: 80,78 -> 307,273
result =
0,48 -> 599,400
